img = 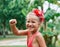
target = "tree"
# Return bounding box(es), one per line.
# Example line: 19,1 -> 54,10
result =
0,0 -> 30,37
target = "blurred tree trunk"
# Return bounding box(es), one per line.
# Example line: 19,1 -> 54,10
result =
2,14 -> 6,38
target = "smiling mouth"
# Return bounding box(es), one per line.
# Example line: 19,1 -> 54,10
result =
28,26 -> 34,28
28,27 -> 33,28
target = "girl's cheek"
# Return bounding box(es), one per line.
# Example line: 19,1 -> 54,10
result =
26,23 -> 28,28
26,23 -> 27,27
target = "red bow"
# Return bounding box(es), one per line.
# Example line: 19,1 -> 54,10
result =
33,9 -> 44,22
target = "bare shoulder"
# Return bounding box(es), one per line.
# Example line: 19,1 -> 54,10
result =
36,32 -> 45,41
36,32 -> 43,39
36,32 -> 47,47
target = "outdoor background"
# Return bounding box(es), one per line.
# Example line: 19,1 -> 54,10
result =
0,0 -> 60,47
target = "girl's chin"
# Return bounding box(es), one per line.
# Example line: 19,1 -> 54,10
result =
28,28 -> 34,31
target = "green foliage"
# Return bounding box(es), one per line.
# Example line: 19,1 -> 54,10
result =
42,30 -> 54,37
0,0 -> 30,29
45,9 -> 56,21
55,13 -> 60,17
48,22 -> 55,28
0,0 -> 30,36
48,0 -> 57,4
42,30 -> 58,37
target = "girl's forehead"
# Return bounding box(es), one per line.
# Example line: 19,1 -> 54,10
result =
26,13 -> 40,21
27,12 -> 36,17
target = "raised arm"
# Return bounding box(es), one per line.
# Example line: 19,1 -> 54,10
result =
36,33 -> 47,47
9,19 -> 28,36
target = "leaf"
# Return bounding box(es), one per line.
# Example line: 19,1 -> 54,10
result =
45,9 -> 56,21
48,22 -> 55,28
21,8 -> 27,16
42,31 -> 54,37
48,0 -> 57,4
8,0 -> 16,9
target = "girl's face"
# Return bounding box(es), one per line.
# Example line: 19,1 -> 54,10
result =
26,13 -> 40,32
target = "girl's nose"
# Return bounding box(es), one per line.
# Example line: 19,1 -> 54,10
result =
28,23 -> 32,26
29,23 -> 32,25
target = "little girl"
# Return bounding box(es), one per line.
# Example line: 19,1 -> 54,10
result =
9,9 -> 47,47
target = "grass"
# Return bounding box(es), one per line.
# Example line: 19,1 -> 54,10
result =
0,35 -> 26,40
0,46 -> 27,47
0,35 -> 27,47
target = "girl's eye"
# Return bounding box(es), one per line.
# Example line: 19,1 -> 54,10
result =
26,21 -> 30,23
26,20 -> 36,23
32,21 -> 35,23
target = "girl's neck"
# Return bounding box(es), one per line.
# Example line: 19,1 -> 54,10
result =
30,30 -> 39,35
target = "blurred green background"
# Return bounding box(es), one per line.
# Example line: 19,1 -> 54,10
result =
0,0 -> 60,47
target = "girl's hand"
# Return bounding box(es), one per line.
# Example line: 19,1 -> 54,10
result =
9,19 -> 17,25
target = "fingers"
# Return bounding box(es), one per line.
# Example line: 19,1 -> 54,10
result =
9,19 -> 17,25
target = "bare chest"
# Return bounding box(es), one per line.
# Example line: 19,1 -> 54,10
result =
32,37 -> 39,47
28,35 -> 39,47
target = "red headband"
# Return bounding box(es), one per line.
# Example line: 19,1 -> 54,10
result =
33,9 -> 44,22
